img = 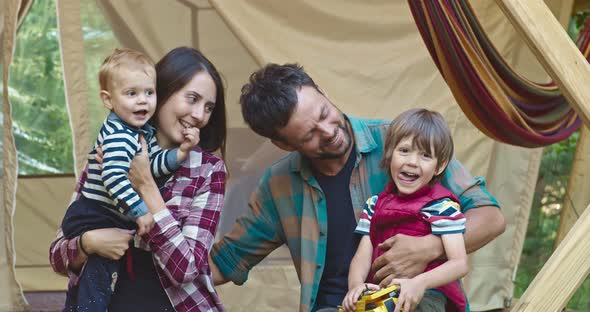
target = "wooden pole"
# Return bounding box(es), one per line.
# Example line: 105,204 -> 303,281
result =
510,203 -> 590,311
496,0 -> 590,128
555,127 -> 590,247
495,0 -> 590,311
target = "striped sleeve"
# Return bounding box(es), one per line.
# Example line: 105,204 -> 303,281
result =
421,198 -> 466,235
354,195 -> 378,235
101,129 -> 147,219
147,134 -> 181,177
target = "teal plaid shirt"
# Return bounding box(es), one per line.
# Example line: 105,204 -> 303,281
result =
211,116 -> 499,311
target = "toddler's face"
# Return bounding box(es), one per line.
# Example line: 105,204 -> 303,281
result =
389,136 -> 442,195
105,67 -> 156,128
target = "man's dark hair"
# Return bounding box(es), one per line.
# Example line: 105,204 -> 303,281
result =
240,63 -> 320,141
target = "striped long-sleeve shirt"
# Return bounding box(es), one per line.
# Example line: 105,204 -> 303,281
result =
355,196 -> 466,236
82,112 -> 180,220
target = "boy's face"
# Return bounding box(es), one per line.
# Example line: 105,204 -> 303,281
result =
389,136 -> 445,196
102,67 -> 157,128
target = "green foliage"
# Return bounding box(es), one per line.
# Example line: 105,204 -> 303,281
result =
0,0 -> 117,174
2,0 -> 70,174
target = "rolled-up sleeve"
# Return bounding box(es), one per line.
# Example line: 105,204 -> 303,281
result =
210,170 -> 284,285
441,158 -> 499,212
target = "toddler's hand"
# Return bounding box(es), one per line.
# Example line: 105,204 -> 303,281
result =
392,278 -> 425,312
179,127 -> 200,154
342,283 -> 380,312
136,212 -> 155,236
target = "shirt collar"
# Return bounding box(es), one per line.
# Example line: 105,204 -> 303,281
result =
107,111 -> 155,140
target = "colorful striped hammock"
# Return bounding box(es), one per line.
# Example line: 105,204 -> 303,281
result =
409,0 -> 590,147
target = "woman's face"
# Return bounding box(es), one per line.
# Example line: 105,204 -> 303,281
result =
155,71 -> 217,148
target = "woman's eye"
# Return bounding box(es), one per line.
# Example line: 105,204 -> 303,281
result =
205,104 -> 215,113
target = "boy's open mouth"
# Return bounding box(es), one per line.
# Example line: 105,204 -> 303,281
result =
134,110 -> 149,118
399,171 -> 419,182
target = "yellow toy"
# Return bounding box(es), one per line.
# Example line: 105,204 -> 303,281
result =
338,284 -> 401,312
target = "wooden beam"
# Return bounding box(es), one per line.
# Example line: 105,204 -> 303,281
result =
555,127 -> 590,247
510,203 -> 590,311
496,0 -> 590,128
494,0 -> 590,311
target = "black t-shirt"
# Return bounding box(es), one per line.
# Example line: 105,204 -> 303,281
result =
313,149 -> 360,310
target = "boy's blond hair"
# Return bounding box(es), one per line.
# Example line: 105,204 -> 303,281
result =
381,108 -> 454,183
98,48 -> 155,91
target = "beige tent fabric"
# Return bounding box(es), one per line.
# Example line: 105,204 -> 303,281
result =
56,0 -> 91,178
14,176 -> 72,291
96,0 -> 258,129
2,0 -> 27,310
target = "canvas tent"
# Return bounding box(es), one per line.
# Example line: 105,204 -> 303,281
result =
0,0 -> 579,311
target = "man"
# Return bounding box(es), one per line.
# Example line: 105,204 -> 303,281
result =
210,64 -> 505,311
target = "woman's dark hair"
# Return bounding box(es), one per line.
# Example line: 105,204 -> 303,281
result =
154,47 -> 227,158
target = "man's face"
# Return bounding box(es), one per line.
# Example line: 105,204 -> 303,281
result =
275,86 -> 352,160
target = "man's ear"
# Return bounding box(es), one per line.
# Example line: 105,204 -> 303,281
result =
271,138 -> 297,152
436,160 -> 449,176
100,90 -> 113,110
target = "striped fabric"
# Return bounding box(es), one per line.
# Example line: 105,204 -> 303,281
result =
211,116 -> 498,312
409,0 -> 590,147
82,113 -> 179,220
355,196 -> 466,236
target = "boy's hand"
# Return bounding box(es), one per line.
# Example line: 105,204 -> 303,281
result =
136,212 -> 155,236
392,278 -> 425,312
342,283 -> 380,312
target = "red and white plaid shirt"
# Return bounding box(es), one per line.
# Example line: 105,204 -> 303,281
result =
49,147 -> 226,312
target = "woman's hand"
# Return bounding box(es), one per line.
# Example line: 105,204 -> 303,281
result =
129,135 -> 156,194
83,228 -> 134,260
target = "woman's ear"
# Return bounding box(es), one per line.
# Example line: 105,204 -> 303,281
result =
100,90 -> 113,110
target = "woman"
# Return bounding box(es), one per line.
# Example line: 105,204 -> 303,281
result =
50,47 -> 227,312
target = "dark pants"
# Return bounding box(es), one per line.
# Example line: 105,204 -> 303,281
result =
61,196 -> 136,312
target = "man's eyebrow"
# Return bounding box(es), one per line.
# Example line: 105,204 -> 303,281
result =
297,104 -> 327,142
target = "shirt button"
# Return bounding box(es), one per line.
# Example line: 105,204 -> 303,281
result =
316,263 -> 322,269
319,231 -> 325,236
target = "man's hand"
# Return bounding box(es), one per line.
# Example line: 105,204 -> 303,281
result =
135,212 -> 155,235
371,234 -> 442,287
